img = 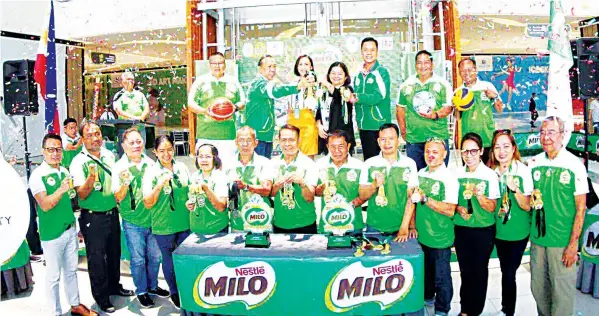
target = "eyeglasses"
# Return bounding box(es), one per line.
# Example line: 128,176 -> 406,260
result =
461,148 -> 480,156
539,129 -> 563,138
426,137 -> 445,144
493,129 -> 512,136
44,147 -> 63,154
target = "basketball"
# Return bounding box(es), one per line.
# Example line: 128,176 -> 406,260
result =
453,88 -> 475,111
208,97 -> 235,121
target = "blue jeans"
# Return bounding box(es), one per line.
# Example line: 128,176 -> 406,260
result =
406,140 -> 450,171
154,230 -> 191,295
255,141 -> 273,159
421,243 -> 453,315
122,220 -> 161,295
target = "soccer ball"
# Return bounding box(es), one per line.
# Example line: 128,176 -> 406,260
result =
453,88 -> 475,111
207,97 -> 235,121
412,91 -> 435,115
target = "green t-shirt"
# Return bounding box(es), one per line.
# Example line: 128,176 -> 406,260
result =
415,165 -> 458,249
189,170 -> 229,234
188,74 -> 246,140
454,163 -> 500,228
456,79 -> 499,148
529,149 -> 588,247
272,152 -> 318,229
113,89 -> 148,119
224,154 -> 274,231
316,156 -> 365,233
143,160 -> 191,235
70,147 -> 117,212
397,74 -> 452,143
1,241 -> 30,271
245,75 -> 299,142
111,155 -> 154,228
494,161 -> 534,241
352,61 -> 392,131
360,152 -> 419,233
61,134 -> 81,169
29,162 -> 75,241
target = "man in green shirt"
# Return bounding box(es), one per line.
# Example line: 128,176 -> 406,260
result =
315,129 -> 366,234
70,121 -> 133,313
61,117 -> 82,169
225,126 -> 274,232
271,124 -> 318,233
411,138 -> 458,316
456,58 -> 503,163
359,123 -> 418,235
528,116 -> 588,316
29,134 -> 96,316
113,72 -> 150,121
396,50 -> 453,170
111,128 -> 168,308
245,55 -> 313,158
353,37 -> 392,160
188,52 -> 246,165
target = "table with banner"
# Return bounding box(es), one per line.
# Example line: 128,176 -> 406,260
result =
173,233 -> 424,316
513,131 -> 599,157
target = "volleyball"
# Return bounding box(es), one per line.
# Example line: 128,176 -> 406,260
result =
453,88 -> 475,111
208,97 -> 236,121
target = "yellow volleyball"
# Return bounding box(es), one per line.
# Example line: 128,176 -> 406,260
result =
453,88 -> 475,111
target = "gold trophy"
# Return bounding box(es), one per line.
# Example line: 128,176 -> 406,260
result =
303,71 -> 318,110
67,176 -> 76,199
89,164 -> 102,191
373,171 -> 388,207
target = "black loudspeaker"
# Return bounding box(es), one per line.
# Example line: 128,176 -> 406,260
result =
569,40 -> 579,98
2,60 -> 39,116
574,38 -> 599,98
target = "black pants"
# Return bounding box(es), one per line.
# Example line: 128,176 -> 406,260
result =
359,129 -> 380,160
421,244 -> 453,314
495,236 -> 529,316
79,208 -> 122,305
454,225 -> 495,315
26,189 -> 43,255
273,222 -> 317,234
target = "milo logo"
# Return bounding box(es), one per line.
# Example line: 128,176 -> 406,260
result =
194,261 -> 276,310
582,221 -> 599,258
244,208 -> 270,226
325,259 -> 414,313
326,209 -> 353,226
526,133 -> 540,148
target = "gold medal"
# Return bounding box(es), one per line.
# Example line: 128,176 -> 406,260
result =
531,189 -> 544,210
463,182 -> 474,200
91,165 -> 102,191
375,186 -> 388,207
67,176 -> 76,199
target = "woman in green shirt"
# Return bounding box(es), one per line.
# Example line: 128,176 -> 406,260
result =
488,130 -> 532,316
454,132 -> 500,316
143,135 -> 191,308
186,144 -> 229,234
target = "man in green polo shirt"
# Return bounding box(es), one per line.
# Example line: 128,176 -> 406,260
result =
411,138 -> 458,316
359,123 -> 418,235
353,37 -> 392,160
528,116 -> 588,316
111,128 -> 168,308
315,129 -> 365,234
61,117 -> 82,169
456,58 -> 503,163
113,72 -> 150,121
396,50 -> 453,170
271,124 -> 318,233
225,126 -> 274,232
188,52 -> 246,165
29,134 -> 96,316
70,121 -> 133,313
245,55 -> 313,158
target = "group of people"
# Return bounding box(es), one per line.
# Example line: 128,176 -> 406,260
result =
19,35 -> 589,316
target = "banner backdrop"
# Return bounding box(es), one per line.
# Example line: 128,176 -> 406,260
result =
476,55 -> 550,113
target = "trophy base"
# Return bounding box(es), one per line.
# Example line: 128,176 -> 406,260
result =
327,235 -> 352,249
245,232 -> 271,248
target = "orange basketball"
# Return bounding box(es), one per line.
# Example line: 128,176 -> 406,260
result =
208,97 -> 235,121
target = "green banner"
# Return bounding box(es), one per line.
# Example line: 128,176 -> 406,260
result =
581,207 -> 599,264
174,234 -> 424,315
514,132 -> 599,155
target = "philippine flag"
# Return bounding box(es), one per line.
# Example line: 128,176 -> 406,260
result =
34,0 -> 59,134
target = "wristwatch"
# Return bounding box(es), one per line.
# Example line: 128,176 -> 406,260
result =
421,195 -> 429,205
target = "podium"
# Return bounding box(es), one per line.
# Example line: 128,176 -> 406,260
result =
98,119 -> 155,158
